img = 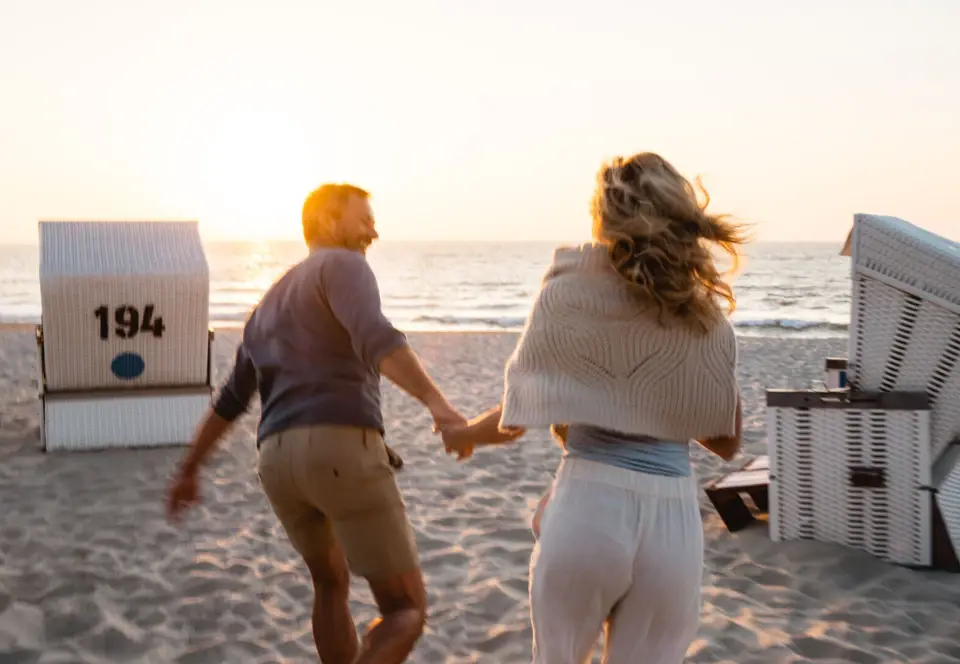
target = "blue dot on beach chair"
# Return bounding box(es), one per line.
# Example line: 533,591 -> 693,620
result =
110,352 -> 145,380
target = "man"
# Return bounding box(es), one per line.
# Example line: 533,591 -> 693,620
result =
166,183 -> 464,664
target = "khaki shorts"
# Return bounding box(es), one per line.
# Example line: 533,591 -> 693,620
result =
257,425 -> 419,578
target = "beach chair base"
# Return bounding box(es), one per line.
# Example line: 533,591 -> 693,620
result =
705,455 -> 769,532
36,324 -> 215,452
41,386 -> 212,452
767,389 -> 936,568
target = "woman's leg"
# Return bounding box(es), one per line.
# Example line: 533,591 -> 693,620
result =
528,477 -> 635,664
603,488 -> 704,664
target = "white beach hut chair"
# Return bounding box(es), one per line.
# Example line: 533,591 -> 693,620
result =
765,214 -> 960,571
845,214 -> 960,567
845,214 -> 960,460
37,220 -> 213,451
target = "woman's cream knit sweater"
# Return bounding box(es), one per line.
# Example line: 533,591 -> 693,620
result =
499,243 -> 739,440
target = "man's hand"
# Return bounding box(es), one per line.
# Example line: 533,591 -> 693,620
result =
436,423 -> 476,461
166,408 -> 233,525
425,395 -> 467,458
166,466 -> 201,524
425,395 -> 470,458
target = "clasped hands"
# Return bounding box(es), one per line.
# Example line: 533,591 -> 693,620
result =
426,397 -> 524,461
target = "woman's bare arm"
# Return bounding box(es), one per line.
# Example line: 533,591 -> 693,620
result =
696,396 -> 742,462
439,403 -> 525,452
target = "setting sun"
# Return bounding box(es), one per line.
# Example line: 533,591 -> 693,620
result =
178,105 -> 351,240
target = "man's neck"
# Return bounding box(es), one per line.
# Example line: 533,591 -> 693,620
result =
308,240 -> 352,254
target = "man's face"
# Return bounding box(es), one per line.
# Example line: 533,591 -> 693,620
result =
333,195 -> 378,253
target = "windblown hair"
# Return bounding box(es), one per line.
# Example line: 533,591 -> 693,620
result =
590,152 -> 748,332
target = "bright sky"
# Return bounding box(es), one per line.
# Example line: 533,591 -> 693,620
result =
1,0 -> 958,244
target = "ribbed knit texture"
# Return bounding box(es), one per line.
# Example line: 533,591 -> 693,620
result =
500,243 -> 739,440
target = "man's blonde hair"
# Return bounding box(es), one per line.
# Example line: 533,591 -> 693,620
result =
301,183 -> 370,245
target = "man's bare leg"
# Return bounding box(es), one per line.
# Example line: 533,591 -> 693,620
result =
303,541 -> 359,664
354,569 -> 427,664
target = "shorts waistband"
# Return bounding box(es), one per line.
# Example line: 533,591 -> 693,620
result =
258,425 -> 381,450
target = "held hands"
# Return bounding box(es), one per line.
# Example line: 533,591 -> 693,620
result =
433,403 -> 527,461
435,421 -> 477,461
425,395 -> 471,459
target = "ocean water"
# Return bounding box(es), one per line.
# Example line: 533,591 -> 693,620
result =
0,241 -> 851,338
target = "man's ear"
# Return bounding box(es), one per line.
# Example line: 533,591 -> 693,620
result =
315,208 -> 339,236
320,208 -> 343,237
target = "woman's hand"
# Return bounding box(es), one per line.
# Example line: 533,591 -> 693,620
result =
697,395 -> 742,461
549,424 -> 569,447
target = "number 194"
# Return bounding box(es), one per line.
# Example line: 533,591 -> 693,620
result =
94,305 -> 166,340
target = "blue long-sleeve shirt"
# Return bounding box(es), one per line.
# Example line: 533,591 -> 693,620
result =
212,247 -> 408,442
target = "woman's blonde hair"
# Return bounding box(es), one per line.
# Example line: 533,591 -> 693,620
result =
591,152 -> 748,331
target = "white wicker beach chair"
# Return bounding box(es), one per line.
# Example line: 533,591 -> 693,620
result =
37,221 -> 213,451
843,213 -> 960,567
766,390 -> 934,567
762,216 -> 960,570
845,214 -> 960,460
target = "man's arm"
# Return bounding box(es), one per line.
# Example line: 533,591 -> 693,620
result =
323,252 -> 463,425
180,343 -> 258,474
379,346 -> 462,426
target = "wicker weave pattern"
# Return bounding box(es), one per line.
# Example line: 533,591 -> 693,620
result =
767,406 -> 813,543
851,213 -> 960,313
769,403 -> 931,567
848,215 -> 960,463
43,391 -> 211,451
39,221 -> 210,391
851,276 -> 960,461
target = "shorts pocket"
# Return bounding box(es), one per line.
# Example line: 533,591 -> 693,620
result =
300,427 -> 389,481
361,431 -> 393,471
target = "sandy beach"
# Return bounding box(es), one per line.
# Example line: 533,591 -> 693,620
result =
1,328 -> 959,663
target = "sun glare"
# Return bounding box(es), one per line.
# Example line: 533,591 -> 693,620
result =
187,108 -> 352,241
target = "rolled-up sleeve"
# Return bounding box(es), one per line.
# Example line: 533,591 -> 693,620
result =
212,342 -> 257,421
322,251 -> 408,366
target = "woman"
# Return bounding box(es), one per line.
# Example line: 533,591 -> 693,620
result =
440,152 -> 746,664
